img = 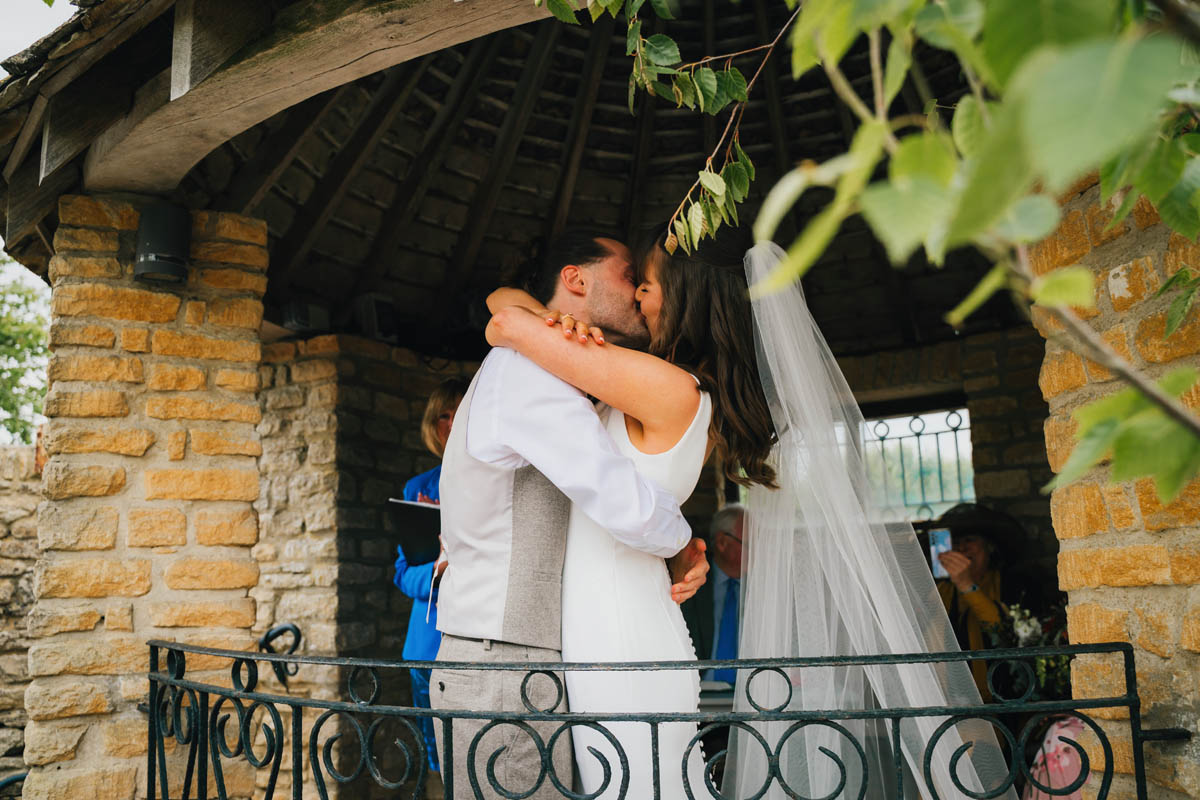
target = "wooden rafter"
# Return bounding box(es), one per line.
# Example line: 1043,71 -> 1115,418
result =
214,86 -> 350,215
349,38 -> 505,301
268,61 -> 432,299
702,0 -> 717,154
441,22 -> 562,304
172,0 -> 271,101
621,92 -> 657,241
547,16 -> 615,238
752,0 -> 797,240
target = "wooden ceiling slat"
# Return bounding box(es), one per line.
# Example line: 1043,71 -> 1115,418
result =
548,15 -> 615,238
752,0 -> 797,240
268,61 -> 432,299
441,22 -> 562,303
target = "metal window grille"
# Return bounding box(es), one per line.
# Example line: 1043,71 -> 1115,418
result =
863,408 -> 975,523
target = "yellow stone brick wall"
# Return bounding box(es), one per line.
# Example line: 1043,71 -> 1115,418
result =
23,196 -> 266,800
1033,182 -> 1200,798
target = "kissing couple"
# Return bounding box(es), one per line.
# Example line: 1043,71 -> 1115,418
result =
430,224 -> 1013,799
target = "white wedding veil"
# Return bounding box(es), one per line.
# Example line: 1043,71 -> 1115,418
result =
725,242 -> 1015,799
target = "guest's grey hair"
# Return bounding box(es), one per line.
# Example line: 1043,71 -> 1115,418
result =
709,503 -> 746,539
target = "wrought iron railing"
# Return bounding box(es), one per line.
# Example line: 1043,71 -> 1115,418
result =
863,409 -> 975,522
145,639 -> 1188,800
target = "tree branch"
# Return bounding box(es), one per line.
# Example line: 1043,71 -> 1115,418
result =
822,37 -> 899,152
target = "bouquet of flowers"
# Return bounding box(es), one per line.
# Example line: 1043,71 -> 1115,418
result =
983,602 -> 1071,701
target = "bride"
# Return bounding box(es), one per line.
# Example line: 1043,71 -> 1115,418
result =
486,225 -> 1012,799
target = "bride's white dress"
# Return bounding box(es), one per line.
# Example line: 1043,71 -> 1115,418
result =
561,392 -> 717,800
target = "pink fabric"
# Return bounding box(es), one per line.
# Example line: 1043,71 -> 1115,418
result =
1023,717 -> 1084,800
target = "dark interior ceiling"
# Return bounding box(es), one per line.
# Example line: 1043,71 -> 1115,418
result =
9,0 -> 1022,362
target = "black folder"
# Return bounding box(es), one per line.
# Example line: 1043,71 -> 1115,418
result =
386,498 -> 442,565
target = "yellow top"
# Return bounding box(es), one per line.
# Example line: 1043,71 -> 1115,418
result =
938,571 -> 1004,702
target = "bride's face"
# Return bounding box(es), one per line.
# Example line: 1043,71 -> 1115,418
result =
635,255 -> 664,337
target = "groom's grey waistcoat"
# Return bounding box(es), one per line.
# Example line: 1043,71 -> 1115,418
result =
436,371 -> 571,651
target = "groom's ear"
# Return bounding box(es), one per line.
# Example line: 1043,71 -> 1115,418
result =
559,264 -> 588,297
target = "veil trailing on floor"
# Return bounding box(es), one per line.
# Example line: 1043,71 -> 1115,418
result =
724,243 -> 1015,799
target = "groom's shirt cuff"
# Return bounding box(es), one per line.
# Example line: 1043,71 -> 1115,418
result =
467,348 -> 691,558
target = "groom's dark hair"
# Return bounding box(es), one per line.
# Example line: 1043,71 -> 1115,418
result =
522,229 -> 619,304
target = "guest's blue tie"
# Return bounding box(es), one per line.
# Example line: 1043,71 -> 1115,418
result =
712,578 -> 739,684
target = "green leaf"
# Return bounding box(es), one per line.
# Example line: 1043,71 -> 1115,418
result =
945,261 -> 1009,327
648,0 -> 674,18
722,161 -> 751,202
688,201 -> 707,248
694,68 -> 718,112
1031,266 -> 1096,309
1136,137 -> 1188,205
993,194 -> 1061,243
721,68 -> 748,103
735,138 -> 756,181
1156,266 -> 1197,298
649,80 -> 673,98
981,0 -> 1115,89
1110,408 -> 1200,503
626,19 -> 642,55
625,0 -> 646,14
914,0 -> 984,50
884,35 -> 912,107
545,0 -> 581,24
644,33 -> 681,65
1017,36 -> 1189,192
709,72 -> 734,114
674,73 -> 696,108
754,168 -> 811,243
587,1 -> 605,22
950,95 -> 987,158
860,177 -> 953,263
1153,432 -> 1200,503
673,217 -> 692,254
1156,157 -> 1200,240
852,0 -> 920,30
698,169 -> 727,196
1044,418 -> 1120,491
791,0 -> 856,77
890,131 -> 958,187
1166,284 -> 1199,337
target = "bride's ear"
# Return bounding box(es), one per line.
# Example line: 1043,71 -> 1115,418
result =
559,264 -> 588,296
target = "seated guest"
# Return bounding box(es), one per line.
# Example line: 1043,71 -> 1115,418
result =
682,503 -> 745,684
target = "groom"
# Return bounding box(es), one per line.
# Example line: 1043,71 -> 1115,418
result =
431,230 -> 709,798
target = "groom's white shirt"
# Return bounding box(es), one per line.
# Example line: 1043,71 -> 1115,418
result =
436,347 -> 692,645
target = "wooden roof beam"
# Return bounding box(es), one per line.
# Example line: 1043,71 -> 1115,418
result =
171,0 -> 271,101
82,0 -> 549,194
350,37 -> 505,300
268,61 -> 430,299
441,23 -> 562,304
548,16 -> 615,238
752,0 -> 798,241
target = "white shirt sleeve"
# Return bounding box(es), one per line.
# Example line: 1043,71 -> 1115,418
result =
466,348 -> 692,558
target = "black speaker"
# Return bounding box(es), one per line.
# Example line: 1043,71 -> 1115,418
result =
134,202 -> 190,284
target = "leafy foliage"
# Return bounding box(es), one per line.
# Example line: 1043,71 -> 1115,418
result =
0,266 -> 49,445
537,0 -> 1200,501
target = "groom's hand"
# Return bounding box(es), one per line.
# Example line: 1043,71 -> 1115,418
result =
668,538 -> 709,604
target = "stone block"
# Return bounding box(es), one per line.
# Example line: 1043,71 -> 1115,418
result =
101,714 -> 146,757
196,267 -> 268,294
21,764 -> 137,800
147,364 -> 205,391
42,462 -> 125,499
28,636 -> 143,676
196,509 -> 258,546
105,601 -> 133,631
262,341 -> 296,363
214,368 -> 258,392
1067,603 -> 1128,644
191,240 -> 269,269
374,392 -> 410,420
25,602 -> 103,637
25,679 -> 110,719
37,503 -> 118,550
189,430 -> 262,457
146,395 -> 260,423
208,297 -> 264,329
1070,658 -> 1128,719
192,210 -> 268,246
1106,257 -> 1159,313
22,719 -> 88,764
1134,310 -> 1200,363
1182,608 -> 1200,653
290,359 -> 337,383
184,300 -> 206,325
1050,483 -> 1108,540
167,431 -> 186,461
52,283 -> 180,323
54,226 -> 120,253
48,255 -> 122,282
164,559 -> 259,589
48,354 -> 142,384
150,329 -> 260,362
1038,350 -> 1088,400
128,508 -> 187,547
145,468 -> 259,501
1044,414 -> 1078,474
119,327 -> 150,352
1164,231 -> 1200,277
1169,545 -> 1200,584
149,598 -> 255,627
1131,195 -> 1160,229
973,469 -> 1031,498
44,425 -> 154,457
57,195 -> 138,230
1029,209 -> 1090,276
1084,325 -> 1133,382
1135,478 -> 1200,532
1058,545 -> 1171,590
265,386 -> 304,410
38,559 -> 150,598
1101,485 -> 1138,531
1134,608 -> 1172,658
1085,199 -> 1128,246
49,323 -> 115,348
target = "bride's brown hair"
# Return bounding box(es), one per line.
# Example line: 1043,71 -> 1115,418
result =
637,224 -> 777,489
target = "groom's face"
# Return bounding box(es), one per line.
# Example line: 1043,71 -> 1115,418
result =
584,238 -> 650,349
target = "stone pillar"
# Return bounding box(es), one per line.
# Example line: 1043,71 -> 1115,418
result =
23,196 -> 266,799
1032,183 -> 1200,798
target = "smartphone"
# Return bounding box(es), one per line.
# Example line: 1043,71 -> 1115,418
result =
929,528 -> 951,579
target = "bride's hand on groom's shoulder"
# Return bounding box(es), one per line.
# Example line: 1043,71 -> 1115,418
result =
668,538 -> 709,604
545,310 -> 606,345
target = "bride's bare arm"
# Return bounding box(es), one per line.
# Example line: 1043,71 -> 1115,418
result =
486,305 -> 700,442
486,286 -> 548,316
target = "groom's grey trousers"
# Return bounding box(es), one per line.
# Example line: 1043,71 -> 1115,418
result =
431,634 -> 573,799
